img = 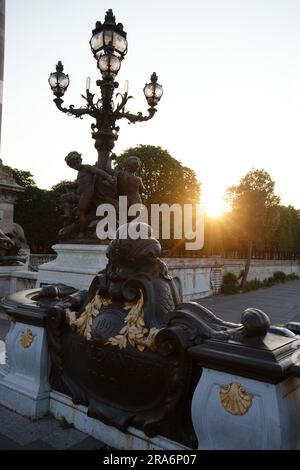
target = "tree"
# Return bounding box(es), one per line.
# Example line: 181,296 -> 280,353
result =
115,145 -> 200,207
273,205 -> 300,253
226,169 -> 280,287
11,168 -> 36,189
51,179 -> 74,194
115,145 -> 201,252
11,169 -> 61,253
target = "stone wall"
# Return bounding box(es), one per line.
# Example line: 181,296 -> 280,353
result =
165,257 -> 217,300
222,259 -> 300,281
1,254 -> 299,302
164,257 -> 300,300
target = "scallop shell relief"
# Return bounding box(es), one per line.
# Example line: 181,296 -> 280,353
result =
219,382 -> 253,415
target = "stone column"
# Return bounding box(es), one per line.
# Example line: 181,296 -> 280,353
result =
0,160 -> 23,234
0,0 -> 5,148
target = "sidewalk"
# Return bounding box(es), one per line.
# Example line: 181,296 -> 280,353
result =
199,279 -> 300,325
0,405 -> 107,450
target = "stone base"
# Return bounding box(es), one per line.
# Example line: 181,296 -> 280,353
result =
50,390 -> 189,451
0,266 -> 37,298
0,378 -> 49,418
192,368 -> 300,450
0,321 -> 50,419
37,244 -> 108,290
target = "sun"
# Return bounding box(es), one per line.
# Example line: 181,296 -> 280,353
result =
205,201 -> 227,218
202,191 -> 228,218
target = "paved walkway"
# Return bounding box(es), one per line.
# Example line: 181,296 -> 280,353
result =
0,405 -> 107,450
198,279 -> 300,325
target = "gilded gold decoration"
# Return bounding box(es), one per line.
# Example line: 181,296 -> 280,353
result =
20,329 -> 35,348
220,382 -> 253,415
65,294 -> 112,340
107,290 -> 160,352
6,314 -> 16,323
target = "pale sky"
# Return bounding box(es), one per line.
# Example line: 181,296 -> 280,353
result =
2,0 -> 300,215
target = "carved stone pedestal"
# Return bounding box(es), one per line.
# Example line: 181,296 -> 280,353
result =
0,292 -> 50,418
0,265 -> 37,297
37,243 -> 108,290
189,334 -> 300,449
191,369 -> 300,450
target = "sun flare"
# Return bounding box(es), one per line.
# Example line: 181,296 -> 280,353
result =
202,191 -> 228,218
205,203 -> 226,218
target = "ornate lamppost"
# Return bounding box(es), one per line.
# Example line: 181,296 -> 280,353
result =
48,9 -> 163,171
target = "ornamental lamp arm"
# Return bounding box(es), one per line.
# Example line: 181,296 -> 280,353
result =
113,92 -> 133,115
116,107 -> 157,125
53,98 -> 95,119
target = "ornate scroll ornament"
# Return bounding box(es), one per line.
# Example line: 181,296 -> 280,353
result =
107,290 -> 160,352
66,294 -> 112,340
20,329 -> 35,348
219,382 -> 253,416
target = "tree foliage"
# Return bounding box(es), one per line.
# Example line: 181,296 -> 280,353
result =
115,145 -> 200,207
225,169 -> 281,286
225,169 -> 280,250
51,180 -> 74,195
11,169 -> 61,253
11,168 -> 36,189
273,205 -> 300,252
115,145 -> 201,252
5,160 -> 300,257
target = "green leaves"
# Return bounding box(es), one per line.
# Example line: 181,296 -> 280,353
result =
225,169 -> 280,248
115,145 -> 200,208
9,168 -> 63,253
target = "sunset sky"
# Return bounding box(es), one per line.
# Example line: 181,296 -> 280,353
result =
2,0 -> 300,216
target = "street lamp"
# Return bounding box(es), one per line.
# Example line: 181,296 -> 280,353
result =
48,61 -> 70,98
89,8 -> 127,64
48,8 -> 163,171
144,73 -> 163,107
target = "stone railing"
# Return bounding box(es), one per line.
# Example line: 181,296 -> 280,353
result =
29,253 -> 300,301
164,257 -> 300,300
29,254 -> 56,271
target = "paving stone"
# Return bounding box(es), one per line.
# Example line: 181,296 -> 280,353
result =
67,436 -> 107,450
0,434 -> 23,450
25,416 -> 85,445
24,439 -> 57,450
0,405 -> 105,449
0,421 -> 39,446
32,423 -> 90,450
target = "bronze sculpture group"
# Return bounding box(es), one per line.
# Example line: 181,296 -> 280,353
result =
60,151 -> 143,242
